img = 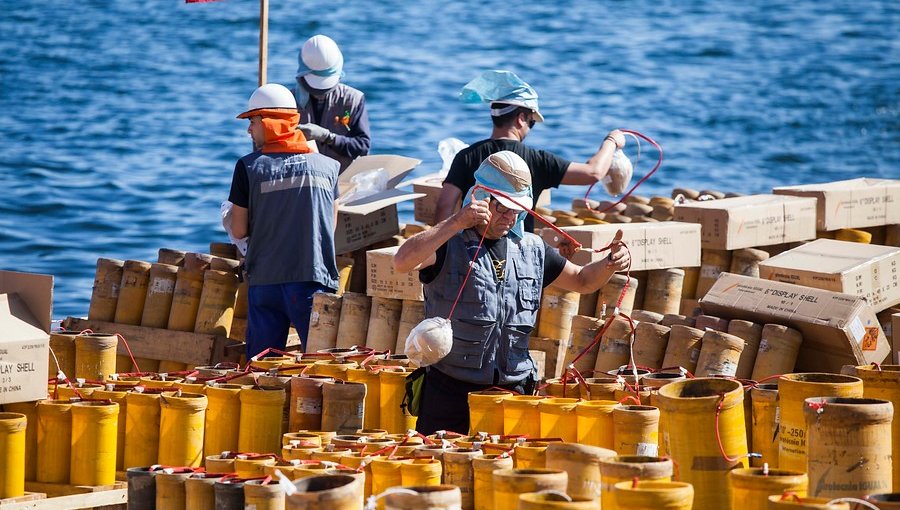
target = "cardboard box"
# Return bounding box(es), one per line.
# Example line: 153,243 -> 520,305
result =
367,246 -> 424,301
539,221 -> 702,270
759,239 -> 900,312
0,270 -> 52,404
773,178 -> 900,231
411,175 -> 552,227
412,173 -> 443,226
336,155 -> 425,254
700,273 -> 890,372
336,204 -> 400,254
674,194 -> 817,250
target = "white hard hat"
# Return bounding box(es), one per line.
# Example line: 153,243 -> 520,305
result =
298,35 -> 344,90
236,83 -> 297,119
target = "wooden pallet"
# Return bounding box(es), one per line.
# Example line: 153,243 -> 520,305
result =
0,493 -> 45,508
63,317 -> 245,365
10,481 -> 127,510
62,317 -> 303,364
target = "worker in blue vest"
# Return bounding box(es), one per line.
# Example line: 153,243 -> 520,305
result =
394,150 -> 630,434
228,83 -> 340,358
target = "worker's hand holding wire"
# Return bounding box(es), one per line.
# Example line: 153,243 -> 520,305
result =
455,197 -> 491,229
606,129 -> 626,149
557,238 -> 580,260
605,230 -> 630,272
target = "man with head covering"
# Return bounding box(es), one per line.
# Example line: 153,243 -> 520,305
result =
394,151 -> 630,434
292,34 -> 370,172
227,83 -> 341,358
434,70 -> 627,232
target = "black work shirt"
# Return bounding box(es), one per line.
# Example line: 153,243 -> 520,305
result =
444,139 -> 571,231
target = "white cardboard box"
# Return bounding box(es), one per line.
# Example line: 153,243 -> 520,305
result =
700,272 -> 890,372
335,155 -> 425,254
366,245 -> 424,301
0,270 -> 52,404
759,239 -> 900,313
773,178 -> 900,231
539,221 -> 701,270
674,194 -> 817,250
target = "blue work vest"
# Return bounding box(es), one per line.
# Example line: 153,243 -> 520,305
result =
240,150 -> 340,289
425,229 -> 545,385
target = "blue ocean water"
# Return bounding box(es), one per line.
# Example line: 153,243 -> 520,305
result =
0,1 -> 897,318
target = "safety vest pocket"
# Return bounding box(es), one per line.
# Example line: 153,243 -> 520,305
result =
502,325 -> 533,374
441,320 -> 492,369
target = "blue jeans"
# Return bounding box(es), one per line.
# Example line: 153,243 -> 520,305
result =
246,282 -> 333,358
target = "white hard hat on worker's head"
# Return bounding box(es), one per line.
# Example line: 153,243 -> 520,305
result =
236,83 -> 297,119
297,35 -> 344,90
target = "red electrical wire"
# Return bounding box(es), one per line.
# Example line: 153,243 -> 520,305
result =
115,333 -> 142,375
714,393 -> 760,463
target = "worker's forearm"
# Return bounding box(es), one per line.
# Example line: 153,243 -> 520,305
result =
585,138 -> 619,178
575,258 -> 617,294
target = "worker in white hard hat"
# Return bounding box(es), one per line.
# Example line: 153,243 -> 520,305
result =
291,34 -> 370,172
227,83 -> 341,358
434,70 -> 627,234
394,151 -> 630,435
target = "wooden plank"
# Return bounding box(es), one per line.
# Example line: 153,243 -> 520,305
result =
1,489 -> 126,510
24,481 -> 125,498
63,318 -> 243,365
0,493 -> 45,507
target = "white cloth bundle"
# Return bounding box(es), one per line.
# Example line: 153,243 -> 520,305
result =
603,149 -> 633,196
404,317 -> 453,367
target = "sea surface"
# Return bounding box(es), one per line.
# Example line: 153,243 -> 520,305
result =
0,1 -> 897,318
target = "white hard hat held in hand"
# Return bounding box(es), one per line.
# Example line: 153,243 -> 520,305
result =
237,83 -> 297,119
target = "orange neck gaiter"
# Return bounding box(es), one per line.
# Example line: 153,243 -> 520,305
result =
257,109 -> 312,154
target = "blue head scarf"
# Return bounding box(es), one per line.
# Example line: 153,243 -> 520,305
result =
462,151 -> 534,240
459,70 -> 544,121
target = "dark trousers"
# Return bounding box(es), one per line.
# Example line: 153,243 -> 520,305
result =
245,281 -> 332,358
416,367 -> 533,436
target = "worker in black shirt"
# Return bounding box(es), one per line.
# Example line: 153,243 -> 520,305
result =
434,70 -> 626,231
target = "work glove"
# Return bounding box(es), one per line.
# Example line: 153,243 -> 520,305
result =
297,123 -> 336,144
